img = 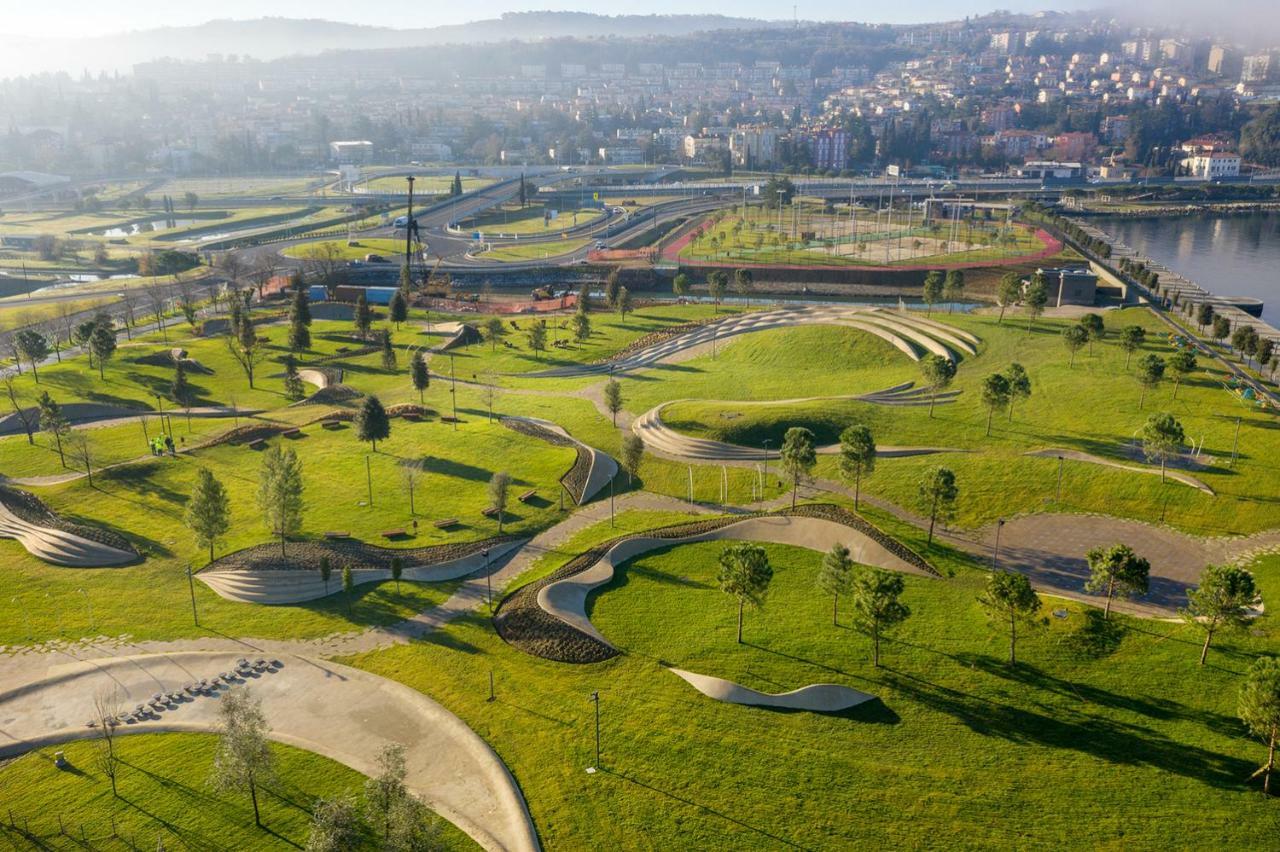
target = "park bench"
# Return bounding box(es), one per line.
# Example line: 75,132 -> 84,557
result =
381,528 -> 407,540
323,531 -> 350,540
481,506 -> 500,518
336,346 -> 351,353
248,439 -> 266,450
440,415 -> 459,423
518,489 -> 537,503
321,419 -> 341,429
402,412 -> 421,422
433,518 -> 459,529
282,427 -> 302,438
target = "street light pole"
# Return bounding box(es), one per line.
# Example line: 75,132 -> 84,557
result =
1056,455 -> 1064,503
762,439 -> 771,482
588,691 -> 601,772
366,455 -> 373,507
992,519 -> 1005,569
186,565 -> 199,626
450,354 -> 458,430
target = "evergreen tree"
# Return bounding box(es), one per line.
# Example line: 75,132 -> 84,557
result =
850,568 -> 910,667
354,293 -> 372,340
816,542 -> 854,625
356,395 -> 391,451
36,391 -> 70,467
410,351 -> 430,403
380,328 -> 397,371
389,290 -> 408,329
186,467 -> 232,562
283,354 -> 307,401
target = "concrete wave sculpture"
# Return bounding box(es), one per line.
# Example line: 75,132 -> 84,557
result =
668,667 -> 875,713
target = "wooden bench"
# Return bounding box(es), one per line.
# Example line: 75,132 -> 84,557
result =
481,506 -> 500,518
433,518 -> 459,529
518,489 -> 537,503
248,439 -> 267,450
320,419 -> 341,429
402,412 -> 421,422
440,415 -> 459,423
282,427 -> 302,438
380,528 -> 406,540
336,346 -> 350,353
323,531 -> 351,540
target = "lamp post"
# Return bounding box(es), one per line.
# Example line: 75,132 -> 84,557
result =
992,519 -> 1005,569
186,565 -> 199,626
483,548 -> 492,610
1056,455 -> 1064,503
762,439 -> 771,482
587,691 -> 601,773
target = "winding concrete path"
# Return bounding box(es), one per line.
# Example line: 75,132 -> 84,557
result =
538,514 -> 932,650
502,415 -> 618,505
667,667 -> 875,713
1025,447 -> 1214,494
0,651 -> 538,852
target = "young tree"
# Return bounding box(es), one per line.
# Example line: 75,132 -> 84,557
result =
283,354 -> 307,402
257,446 -> 304,557
410,351 -> 430,403
485,316 -> 506,351
1183,564 -> 1262,665
1023,276 -> 1048,333
306,796 -> 361,852
171,360 -> 195,417
604,268 -> 622,307
572,309 -> 591,345
603,378 -> 624,425
186,467 -> 231,563
380,328 -> 397,371
707,270 -> 728,312
320,556 -> 333,596
978,570 -> 1042,665
364,743 -> 408,840
1167,349 -> 1197,399
919,354 -> 956,418
616,285 -> 633,323
4,378 -> 36,445
1079,313 -> 1105,355
210,687 -> 275,827
289,286 -> 312,352
620,432 -> 644,485
672,272 -> 690,298
356,395 -> 391,451
342,566 -> 355,614
388,290 -> 408,330
816,542 -> 855,625
14,329 -> 48,382
779,425 -> 817,509
225,320 -> 267,389
1119,325 -> 1147,368
70,431 -> 94,487
1211,315 -> 1231,347
92,690 -> 123,797
1196,301 -> 1215,332
1004,362 -> 1032,421
37,391 -> 70,466
1136,353 -> 1165,409
918,466 -> 958,545
1238,656 -> 1280,796
488,471 -> 511,533
942,269 -> 965,312
996,272 -> 1021,324
354,292 -> 372,340
89,320 -> 117,379
733,268 -> 754,302
717,543 -> 773,643
837,424 -> 876,510
1084,543 -> 1151,619
980,372 -> 1012,436
1140,412 -> 1184,482
851,568 -> 910,667
390,556 -> 404,595
526,320 -> 547,360
1062,324 -> 1088,367
921,270 -> 944,316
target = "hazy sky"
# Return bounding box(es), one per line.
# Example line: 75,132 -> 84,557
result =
2,1 -> 1086,39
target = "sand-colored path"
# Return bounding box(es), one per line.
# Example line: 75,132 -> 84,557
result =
538,514 -> 932,649
0,651 -> 538,852
633,400 -> 966,463
1025,447 -> 1214,494
667,667 -> 875,713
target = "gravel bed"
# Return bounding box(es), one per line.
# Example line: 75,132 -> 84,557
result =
203,534 -> 519,573
560,448 -> 592,504
500,417 -> 588,502
590,316 -> 720,365
0,485 -> 138,556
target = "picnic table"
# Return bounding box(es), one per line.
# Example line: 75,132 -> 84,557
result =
433,518 -> 459,529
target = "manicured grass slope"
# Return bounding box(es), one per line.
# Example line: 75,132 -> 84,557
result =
349,517 -> 1280,849
0,733 -> 476,850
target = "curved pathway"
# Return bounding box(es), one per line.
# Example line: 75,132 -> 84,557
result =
667,667 -> 875,713
502,415 -> 617,505
1025,447 -> 1214,494
0,651 -> 538,852
538,514 -> 932,650
528,306 -> 979,377
633,400 -> 967,463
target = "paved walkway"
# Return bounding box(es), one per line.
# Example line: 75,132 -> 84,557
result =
0,652 -> 537,852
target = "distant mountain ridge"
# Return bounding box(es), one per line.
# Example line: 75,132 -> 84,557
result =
0,12 -> 793,80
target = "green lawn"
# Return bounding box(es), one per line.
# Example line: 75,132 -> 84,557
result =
461,203 -> 602,236
282,237 -> 405,261
0,733 -> 476,850
347,510 -> 1280,849
480,238 -> 591,262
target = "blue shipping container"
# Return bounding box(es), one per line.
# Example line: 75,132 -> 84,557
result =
308,285 -> 328,302
364,287 -> 399,306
